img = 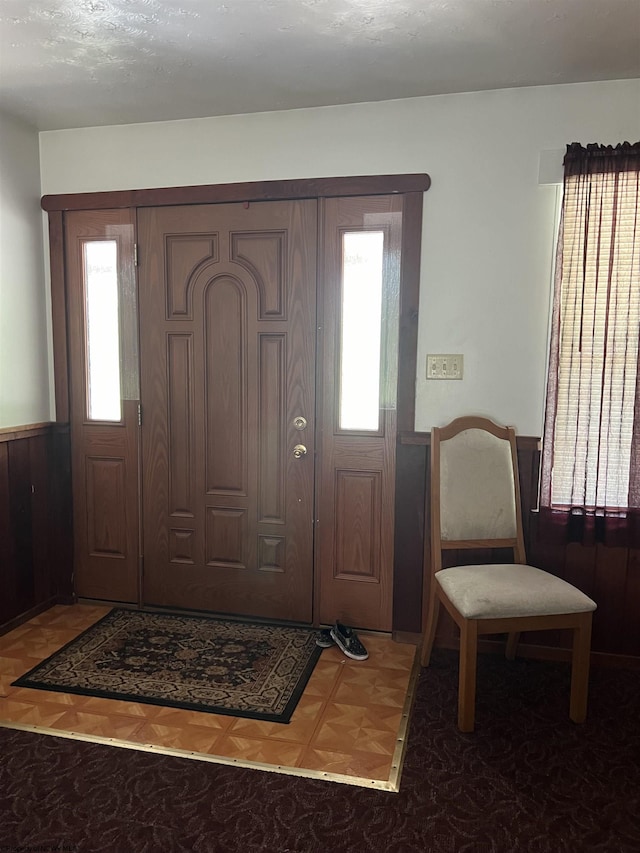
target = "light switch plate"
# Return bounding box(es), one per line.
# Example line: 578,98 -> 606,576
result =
427,354 -> 464,380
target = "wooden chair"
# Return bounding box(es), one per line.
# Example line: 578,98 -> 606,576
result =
421,416 -> 597,732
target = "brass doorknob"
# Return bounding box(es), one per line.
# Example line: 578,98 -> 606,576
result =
293,444 -> 307,459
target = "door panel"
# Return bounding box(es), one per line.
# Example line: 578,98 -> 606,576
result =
138,201 -> 317,621
316,196 -> 402,630
64,210 -> 139,602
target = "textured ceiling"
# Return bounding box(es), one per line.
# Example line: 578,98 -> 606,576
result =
1,0 -> 639,131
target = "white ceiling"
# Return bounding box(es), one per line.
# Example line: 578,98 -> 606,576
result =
1,0 -> 639,131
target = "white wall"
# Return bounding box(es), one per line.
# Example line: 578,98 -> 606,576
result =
0,110 -> 49,428
39,79 -> 640,435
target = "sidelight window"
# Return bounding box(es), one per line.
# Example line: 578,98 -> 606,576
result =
83,240 -> 122,421
338,230 -> 385,431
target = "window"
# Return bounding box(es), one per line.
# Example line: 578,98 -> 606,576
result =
540,142 -> 640,544
83,240 -> 122,421
338,230 -> 385,431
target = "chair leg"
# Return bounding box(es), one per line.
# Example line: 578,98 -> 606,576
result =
421,583 -> 440,667
505,631 -> 521,661
569,612 -> 593,724
458,619 -> 478,732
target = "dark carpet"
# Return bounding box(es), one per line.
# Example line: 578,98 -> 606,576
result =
1,649 -> 639,853
12,609 -> 321,722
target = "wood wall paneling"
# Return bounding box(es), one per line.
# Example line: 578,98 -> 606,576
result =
0,442 -> 18,624
392,441 -> 428,635
28,432 -> 51,603
622,549 -> 640,658
7,439 -> 35,617
50,425 -> 74,601
0,427 -> 73,634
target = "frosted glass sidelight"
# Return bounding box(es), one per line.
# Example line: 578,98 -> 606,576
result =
339,231 -> 384,431
84,240 -> 122,421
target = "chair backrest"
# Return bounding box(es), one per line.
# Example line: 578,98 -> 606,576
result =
431,416 -> 527,572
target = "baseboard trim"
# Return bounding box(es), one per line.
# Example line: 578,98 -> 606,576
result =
0,597 -> 59,637
75,597 -> 138,610
393,630 -> 422,646
434,637 -> 640,669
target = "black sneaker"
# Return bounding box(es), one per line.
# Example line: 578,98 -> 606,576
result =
330,622 -> 369,661
315,628 -> 334,648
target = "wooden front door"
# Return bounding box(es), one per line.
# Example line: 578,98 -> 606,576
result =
138,201 -> 317,621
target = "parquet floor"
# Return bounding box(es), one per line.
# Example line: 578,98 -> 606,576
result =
0,605 -> 419,791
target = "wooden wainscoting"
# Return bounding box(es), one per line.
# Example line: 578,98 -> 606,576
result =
394,431 -> 640,664
392,439 -> 427,636
530,527 -> 640,661
0,423 -> 73,634
3,421 -> 638,662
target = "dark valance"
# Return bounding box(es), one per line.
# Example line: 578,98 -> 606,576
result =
563,141 -> 640,175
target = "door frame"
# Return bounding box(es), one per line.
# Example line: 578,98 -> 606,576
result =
44,173 -> 430,631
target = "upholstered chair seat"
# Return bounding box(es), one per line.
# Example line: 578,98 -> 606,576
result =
435,564 -> 597,620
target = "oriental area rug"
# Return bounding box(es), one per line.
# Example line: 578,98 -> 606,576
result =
12,608 -> 322,723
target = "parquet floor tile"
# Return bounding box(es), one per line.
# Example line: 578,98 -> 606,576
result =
297,746 -> 394,781
0,604 -> 418,790
228,695 -> 326,743
214,734 -> 306,766
333,667 -> 411,707
132,721 -> 224,754
311,702 -> 403,755
49,709 -> 147,740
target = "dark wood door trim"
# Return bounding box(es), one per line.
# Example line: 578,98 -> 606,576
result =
48,209 -> 70,423
42,174 -> 430,213
397,192 -> 424,435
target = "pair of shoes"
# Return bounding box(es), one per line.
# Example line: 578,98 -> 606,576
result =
315,628 -> 334,648
330,621 -> 369,661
